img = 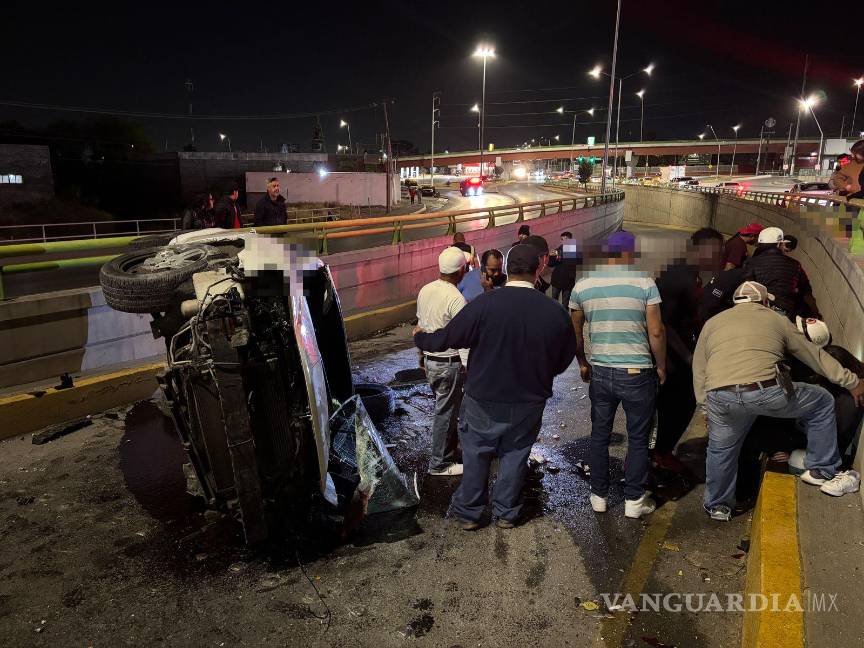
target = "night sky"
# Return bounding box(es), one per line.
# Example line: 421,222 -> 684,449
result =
3,1 -> 863,155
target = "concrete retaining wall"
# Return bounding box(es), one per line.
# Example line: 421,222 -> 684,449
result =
0,199 -> 624,388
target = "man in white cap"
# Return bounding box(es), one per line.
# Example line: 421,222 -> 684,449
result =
693,281 -> 864,520
416,247 -> 470,476
743,226 -> 819,320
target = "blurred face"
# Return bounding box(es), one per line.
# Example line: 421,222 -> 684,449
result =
561,235 -> 571,244
207,194 -> 214,209
519,233 -> 529,241
854,152 -> 864,164
267,181 -> 280,200
694,240 -> 723,271
230,190 -> 239,201
484,255 -> 502,280
742,233 -> 756,245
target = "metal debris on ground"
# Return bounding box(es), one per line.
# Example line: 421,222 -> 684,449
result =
16,496 -> 35,506
32,417 -> 93,445
546,465 -> 561,474
580,600 -> 599,611
661,541 -> 681,552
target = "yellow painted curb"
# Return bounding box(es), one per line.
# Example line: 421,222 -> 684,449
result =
741,471 -> 804,648
0,362 -> 164,441
344,299 -> 417,339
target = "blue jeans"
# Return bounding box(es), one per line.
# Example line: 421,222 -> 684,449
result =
704,382 -> 840,509
589,365 -> 658,500
451,395 -> 545,522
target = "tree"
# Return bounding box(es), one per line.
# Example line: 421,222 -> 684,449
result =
577,160 -> 594,190
494,165 -> 504,178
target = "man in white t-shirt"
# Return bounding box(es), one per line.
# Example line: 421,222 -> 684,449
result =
417,247 -> 469,476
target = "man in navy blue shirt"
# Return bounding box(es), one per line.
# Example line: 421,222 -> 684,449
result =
414,243 -> 577,530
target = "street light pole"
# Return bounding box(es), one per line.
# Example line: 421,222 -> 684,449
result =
219,133 -> 231,152
636,90 -> 645,142
730,125 -> 740,177
852,78 -> 863,137
707,124 -> 720,176
600,0 -> 622,194
431,92 -> 440,190
790,54 -> 810,177
473,46 -> 494,179
339,120 -> 352,153
802,98 -> 824,175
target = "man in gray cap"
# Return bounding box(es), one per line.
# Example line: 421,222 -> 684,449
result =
416,246 -> 470,476
693,281 -> 864,520
413,242 -> 576,529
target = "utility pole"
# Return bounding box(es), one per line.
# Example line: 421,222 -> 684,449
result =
184,78 -> 195,149
601,0 -> 622,194
431,92 -> 440,190
790,54 -> 809,177
382,100 -> 394,214
613,77 -> 622,185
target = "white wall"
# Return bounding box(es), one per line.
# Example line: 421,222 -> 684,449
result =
246,172 -> 401,207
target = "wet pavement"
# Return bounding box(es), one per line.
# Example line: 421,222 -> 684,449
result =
0,317 -> 749,647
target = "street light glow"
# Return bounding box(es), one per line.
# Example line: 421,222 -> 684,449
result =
855,78 -> 864,88
554,134 -> 560,141
698,133 -> 705,140
473,45 -> 495,58
219,133 -> 226,141
556,106 -> 564,113
587,108 -> 595,116
644,63 -> 655,75
733,124 -> 741,132
470,103 -> 480,112
799,95 -> 820,110
636,89 -> 645,98
589,65 -> 602,79
339,119 -> 348,128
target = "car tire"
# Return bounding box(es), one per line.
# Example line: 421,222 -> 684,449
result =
353,382 -> 395,423
100,244 -> 214,313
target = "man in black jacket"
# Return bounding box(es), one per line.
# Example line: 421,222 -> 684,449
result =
413,243 -> 577,530
743,226 -> 818,320
254,177 -> 288,226
549,231 -> 579,307
214,183 -> 242,229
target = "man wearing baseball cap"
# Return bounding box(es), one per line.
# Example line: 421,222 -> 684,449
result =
722,223 -> 763,270
693,281 -> 864,520
413,242 -> 576,529
415,246 -> 470,476
743,226 -> 819,320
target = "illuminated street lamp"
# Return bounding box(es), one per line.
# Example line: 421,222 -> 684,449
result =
635,90 -> 646,142
730,124 -> 741,177
470,103 -> 481,164
799,95 -> 824,173
589,58 -> 654,187
472,44 -> 495,178
339,119 -> 352,154
705,124 -> 721,176
852,78 -> 863,137
219,132 -> 231,152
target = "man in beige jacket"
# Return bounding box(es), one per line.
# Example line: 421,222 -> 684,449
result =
693,281 -> 864,520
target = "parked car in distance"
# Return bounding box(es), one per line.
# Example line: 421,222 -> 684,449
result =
420,185 -> 439,197
788,182 -> 832,195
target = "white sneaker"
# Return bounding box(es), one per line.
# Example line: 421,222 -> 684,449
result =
800,468 -> 832,486
819,470 -> 861,497
428,463 -> 464,476
625,493 -> 656,519
590,493 -> 608,513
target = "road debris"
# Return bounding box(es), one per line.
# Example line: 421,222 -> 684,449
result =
32,417 -> 93,445
661,541 -> 680,552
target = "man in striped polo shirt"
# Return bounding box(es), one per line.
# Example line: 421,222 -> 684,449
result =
570,230 -> 667,519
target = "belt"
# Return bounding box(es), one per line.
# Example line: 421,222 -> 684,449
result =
716,378 -> 779,393
425,353 -> 461,363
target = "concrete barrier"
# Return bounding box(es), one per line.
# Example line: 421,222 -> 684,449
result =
0,199 -> 624,388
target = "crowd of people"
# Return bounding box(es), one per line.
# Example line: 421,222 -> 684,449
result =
412,220 -> 864,529
179,177 -> 290,230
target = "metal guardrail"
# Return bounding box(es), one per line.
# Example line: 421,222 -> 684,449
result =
0,217 -> 181,244
0,191 -> 624,299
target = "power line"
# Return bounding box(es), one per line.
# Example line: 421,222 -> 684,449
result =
0,99 -> 380,121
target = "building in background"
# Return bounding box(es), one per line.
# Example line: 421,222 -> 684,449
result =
0,144 -> 54,207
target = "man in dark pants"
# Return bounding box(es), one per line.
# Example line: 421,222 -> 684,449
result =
215,183 -> 242,229
654,228 -> 724,472
549,231 -> 578,307
413,244 -> 576,530
571,231 -> 667,519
